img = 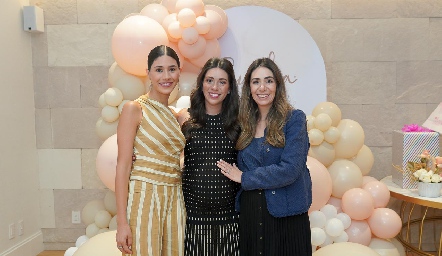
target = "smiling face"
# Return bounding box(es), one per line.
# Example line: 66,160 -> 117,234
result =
249,67 -> 276,112
147,55 -> 180,102
202,67 -> 230,115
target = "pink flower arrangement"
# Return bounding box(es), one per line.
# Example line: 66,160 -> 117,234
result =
401,124 -> 433,132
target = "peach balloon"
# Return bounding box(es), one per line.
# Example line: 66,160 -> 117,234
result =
178,36 -> 206,59
175,0 -> 205,16
362,176 -> 378,186
194,16 -> 210,34
182,59 -> 201,74
167,42 -> 185,69
350,145 -> 374,176
308,142 -> 335,167
341,188 -> 375,220
140,3 -> 169,24
112,15 -> 169,76
96,134 -> 118,191
179,72 -> 198,95
307,156 -> 332,212
189,38 -> 221,67
308,128 -> 324,146
95,118 -> 118,141
327,196 -> 342,213
367,208 -> 401,239
168,21 -> 183,39
313,242 -> 380,256
363,181 -> 390,208
314,113 -> 332,132
182,27 -> 199,44
328,159 -> 363,198
324,127 -> 340,144
162,13 -> 178,42
204,5 -> 228,33
203,10 -> 226,40
177,8 -> 196,28
161,0 -> 177,13
345,220 -> 372,246
334,119 -> 365,159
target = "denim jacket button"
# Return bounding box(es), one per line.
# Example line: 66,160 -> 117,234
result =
271,191 -> 275,195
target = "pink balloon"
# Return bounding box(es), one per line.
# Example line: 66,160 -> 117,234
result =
203,10 -> 226,40
178,36 -> 206,59
363,181 -> 390,208
140,3 -> 169,24
367,208 -> 401,239
362,176 -> 378,186
307,156 -> 332,213
345,220 -> 372,246
327,196 -> 342,213
112,15 -> 169,76
176,0 -> 205,16
96,134 -> 118,191
188,38 -> 220,68
341,188 -> 375,220
182,27 -> 199,44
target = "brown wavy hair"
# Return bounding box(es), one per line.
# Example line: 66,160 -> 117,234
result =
236,58 -> 293,150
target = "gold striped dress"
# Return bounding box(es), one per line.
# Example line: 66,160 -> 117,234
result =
125,95 -> 186,256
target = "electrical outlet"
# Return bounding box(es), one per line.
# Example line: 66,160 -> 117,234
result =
18,220 -> 24,236
72,211 -> 81,224
9,223 -> 15,239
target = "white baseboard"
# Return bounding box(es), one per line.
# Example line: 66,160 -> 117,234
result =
0,231 -> 44,256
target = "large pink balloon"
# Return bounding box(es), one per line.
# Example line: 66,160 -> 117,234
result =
112,15 -> 169,76
327,196 -> 342,213
345,220 -> 372,246
96,134 -> 118,191
189,39 -> 221,68
341,188 -> 375,220
363,181 -> 390,208
203,10 -> 226,40
362,176 -> 378,186
367,208 -> 402,239
307,156 -> 332,213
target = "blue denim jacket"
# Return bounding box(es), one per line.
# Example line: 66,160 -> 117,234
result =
236,109 -> 312,217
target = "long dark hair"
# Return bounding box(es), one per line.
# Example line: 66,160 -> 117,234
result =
147,45 -> 180,71
182,57 -> 240,142
236,58 -> 293,150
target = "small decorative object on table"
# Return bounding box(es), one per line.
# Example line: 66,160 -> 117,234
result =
410,150 -> 442,198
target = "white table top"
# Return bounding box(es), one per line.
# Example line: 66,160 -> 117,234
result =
381,176 -> 442,209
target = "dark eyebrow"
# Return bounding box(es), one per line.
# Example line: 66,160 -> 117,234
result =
153,65 -> 178,68
264,76 -> 274,80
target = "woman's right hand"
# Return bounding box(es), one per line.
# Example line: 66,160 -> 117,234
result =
116,223 -> 133,254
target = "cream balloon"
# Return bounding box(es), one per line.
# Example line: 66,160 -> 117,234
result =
108,215 -> 117,231
177,8 -> 196,28
345,220 -> 372,246
306,115 -> 315,131
314,113 -> 332,132
104,88 -> 123,107
341,188 -> 375,220
176,96 -> 191,109
312,102 -> 342,127
98,93 -> 106,108
308,128 -> 324,146
324,127 -> 340,144
179,72 -> 198,95
140,3 -> 169,24
350,145 -> 374,176
313,242 -> 380,256
334,119 -> 365,159
98,228 -> 109,234
101,105 -> 119,123
308,142 -> 335,167
86,223 -> 100,238
178,36 -> 206,59
182,27 -> 199,44
307,156 -> 332,213
118,100 -> 129,114
369,238 -> 400,256
65,247 -> 77,256
104,190 -> 117,216
189,38 -> 220,68
203,9 -> 226,39
94,210 -> 112,229
114,75 -> 145,101
367,208 -> 401,239
81,200 -> 106,225
73,230 -> 121,256
96,134 -> 118,191
108,62 -> 129,87
363,181 -> 390,208
95,118 -> 118,141
328,159 -> 363,198
75,235 -> 89,248
175,0 -> 205,16
332,231 -> 349,243
194,16 -> 210,34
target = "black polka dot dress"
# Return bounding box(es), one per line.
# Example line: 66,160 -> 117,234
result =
182,114 -> 240,256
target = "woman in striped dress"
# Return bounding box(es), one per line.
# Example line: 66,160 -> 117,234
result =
115,45 -> 186,256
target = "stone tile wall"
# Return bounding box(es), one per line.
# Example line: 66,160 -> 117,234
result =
30,0 -> 442,249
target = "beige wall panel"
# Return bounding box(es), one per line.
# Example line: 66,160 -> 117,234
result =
31,33 -> 48,67
30,0 -> 78,24
77,0 -> 138,24
38,149 -> 82,189
429,18 -> 442,60
81,149 -> 107,189
79,66 -> 109,108
36,108 -> 53,149
397,0 -> 442,18
40,189 -> 56,228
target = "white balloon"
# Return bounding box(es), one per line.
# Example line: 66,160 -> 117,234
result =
75,235 -> 89,248
336,212 -> 352,229
94,210 -> 112,229
309,210 -> 326,228
333,231 -> 349,243
320,204 -> 337,220
369,238 -> 400,256
104,88 -> 123,107
311,227 -> 326,246
98,93 -> 106,108
176,96 -> 190,109
64,247 -> 78,256
319,234 -> 333,247
325,218 -> 344,237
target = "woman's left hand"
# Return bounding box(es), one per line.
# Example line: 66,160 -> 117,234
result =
217,159 -> 242,183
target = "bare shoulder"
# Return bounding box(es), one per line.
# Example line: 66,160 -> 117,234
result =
119,101 -> 142,124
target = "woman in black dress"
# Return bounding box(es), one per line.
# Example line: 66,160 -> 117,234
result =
180,57 -> 241,256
